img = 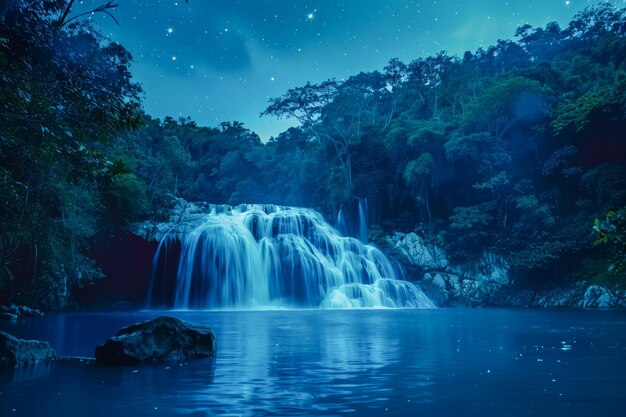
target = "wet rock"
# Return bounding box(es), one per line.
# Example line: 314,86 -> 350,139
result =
488,287 -> 536,308
447,252 -> 510,286
432,274 -> 448,290
387,232 -> 511,306
420,271 -> 503,307
387,232 -> 449,271
0,332 -> 57,367
0,305 -> 43,319
417,279 -> 450,307
0,312 -> 17,320
474,252 -> 510,285
583,285 -> 616,309
16,305 -> 43,318
133,197 -> 212,242
386,231 -> 625,310
533,282 -> 588,308
530,282 -> 624,309
460,279 -> 492,304
617,291 -> 626,309
95,316 -> 217,365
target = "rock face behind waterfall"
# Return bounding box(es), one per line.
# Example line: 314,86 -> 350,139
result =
139,198 -> 435,310
95,316 -> 217,365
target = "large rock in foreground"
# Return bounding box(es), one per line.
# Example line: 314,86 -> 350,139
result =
0,331 -> 57,367
95,316 -> 217,365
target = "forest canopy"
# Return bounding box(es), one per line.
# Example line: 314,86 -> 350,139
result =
1,1 -> 625,308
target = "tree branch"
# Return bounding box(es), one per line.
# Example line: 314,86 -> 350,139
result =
55,1 -> 120,29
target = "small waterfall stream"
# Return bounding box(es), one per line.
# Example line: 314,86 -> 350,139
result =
336,197 -> 369,243
357,197 -> 368,244
147,204 -> 434,310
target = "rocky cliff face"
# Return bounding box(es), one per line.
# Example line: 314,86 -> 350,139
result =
532,282 -> 626,309
134,198 -> 212,242
386,232 -> 626,309
387,232 -> 510,306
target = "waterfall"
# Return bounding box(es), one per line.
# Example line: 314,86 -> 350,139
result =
336,197 -> 368,244
147,204 -> 435,310
145,227 -> 176,309
357,197 -> 368,244
336,208 -> 347,238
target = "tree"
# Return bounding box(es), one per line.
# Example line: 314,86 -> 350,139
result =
0,1 -> 141,307
552,71 -> 626,134
263,76 -> 382,200
464,75 -> 551,140
565,3 -> 626,40
594,207 -> 626,273
404,153 -> 435,225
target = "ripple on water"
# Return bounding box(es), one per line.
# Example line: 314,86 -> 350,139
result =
1,309 -> 626,416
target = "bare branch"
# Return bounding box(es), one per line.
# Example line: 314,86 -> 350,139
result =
56,1 -> 120,28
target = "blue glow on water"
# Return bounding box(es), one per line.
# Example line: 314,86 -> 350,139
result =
2,309 -> 626,416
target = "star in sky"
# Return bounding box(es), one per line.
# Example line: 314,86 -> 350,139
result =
72,0 -> 598,140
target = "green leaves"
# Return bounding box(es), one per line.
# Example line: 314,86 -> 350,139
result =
515,195 -> 539,210
449,206 -> 493,231
593,207 -> 626,273
464,75 -> 551,137
0,1 -> 142,306
473,171 -> 509,191
552,72 -> 626,134
403,153 -> 434,185
444,132 -> 493,161
262,80 -> 339,125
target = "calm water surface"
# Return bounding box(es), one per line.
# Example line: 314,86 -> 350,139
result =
1,309 -> 626,416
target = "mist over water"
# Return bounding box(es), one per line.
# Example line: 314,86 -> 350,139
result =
146,204 -> 435,310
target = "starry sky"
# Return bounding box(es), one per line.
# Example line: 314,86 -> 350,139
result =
75,0 -> 609,140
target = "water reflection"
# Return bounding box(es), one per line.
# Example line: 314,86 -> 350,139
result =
0,363 -> 55,384
1,309 -> 626,416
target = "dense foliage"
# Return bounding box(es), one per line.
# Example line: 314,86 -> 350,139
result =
0,0 -> 141,308
1,2 -> 625,307
129,4 -> 626,286
594,207 -> 626,273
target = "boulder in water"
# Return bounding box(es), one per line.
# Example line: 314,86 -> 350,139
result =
95,316 -> 217,365
0,332 -> 57,367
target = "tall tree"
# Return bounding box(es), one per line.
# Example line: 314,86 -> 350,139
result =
0,1 -> 141,307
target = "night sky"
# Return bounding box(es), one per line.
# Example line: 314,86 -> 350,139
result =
75,0 -> 610,140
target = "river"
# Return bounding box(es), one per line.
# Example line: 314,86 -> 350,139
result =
2,308 -> 626,416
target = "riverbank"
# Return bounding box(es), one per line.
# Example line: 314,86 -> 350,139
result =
387,231 -> 626,309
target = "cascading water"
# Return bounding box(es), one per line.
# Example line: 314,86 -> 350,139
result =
357,197 -> 368,244
336,197 -> 369,244
146,204 -> 435,310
